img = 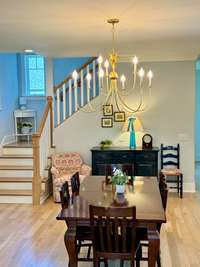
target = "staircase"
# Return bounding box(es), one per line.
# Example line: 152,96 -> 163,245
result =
0,142 -> 51,203
0,57 -> 98,204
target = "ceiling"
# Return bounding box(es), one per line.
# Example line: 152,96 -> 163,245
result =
0,0 -> 200,61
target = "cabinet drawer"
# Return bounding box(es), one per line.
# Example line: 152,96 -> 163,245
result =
93,151 -> 133,163
135,152 -> 156,161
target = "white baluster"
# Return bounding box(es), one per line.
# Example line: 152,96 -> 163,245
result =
81,70 -> 84,107
56,89 -> 60,125
69,79 -> 72,116
87,65 -> 90,103
74,81 -> 78,111
93,60 -> 96,98
62,83 -> 66,120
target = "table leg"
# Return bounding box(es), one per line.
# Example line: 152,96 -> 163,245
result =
147,225 -> 160,267
64,221 -> 77,267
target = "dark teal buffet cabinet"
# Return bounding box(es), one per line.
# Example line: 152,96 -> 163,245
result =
91,146 -> 159,176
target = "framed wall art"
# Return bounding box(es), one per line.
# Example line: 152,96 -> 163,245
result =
103,105 -> 113,116
114,111 -> 125,122
101,118 -> 113,128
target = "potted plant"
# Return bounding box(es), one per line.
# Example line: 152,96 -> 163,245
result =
111,168 -> 128,194
100,139 -> 112,148
18,122 -> 33,134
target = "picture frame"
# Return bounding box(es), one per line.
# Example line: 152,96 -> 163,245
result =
114,111 -> 125,122
103,105 -> 113,116
101,118 -> 113,128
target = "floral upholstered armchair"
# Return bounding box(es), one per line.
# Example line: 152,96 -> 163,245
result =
51,152 -> 91,202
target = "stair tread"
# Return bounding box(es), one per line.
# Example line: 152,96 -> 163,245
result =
0,165 -> 33,170
0,189 -> 32,196
0,154 -> 33,159
0,177 -> 50,182
3,142 -> 32,148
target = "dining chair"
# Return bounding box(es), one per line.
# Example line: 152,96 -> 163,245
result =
60,174 -> 93,262
160,144 -> 183,198
89,205 -> 140,267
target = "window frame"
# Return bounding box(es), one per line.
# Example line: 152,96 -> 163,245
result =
19,53 -> 46,98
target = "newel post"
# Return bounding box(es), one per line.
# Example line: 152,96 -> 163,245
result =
32,133 -> 41,205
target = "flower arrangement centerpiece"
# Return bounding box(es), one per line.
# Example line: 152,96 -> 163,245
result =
111,168 -> 128,194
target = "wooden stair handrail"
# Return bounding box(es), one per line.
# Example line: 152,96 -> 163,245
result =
33,96 -> 53,147
32,96 -> 53,205
53,57 -> 97,93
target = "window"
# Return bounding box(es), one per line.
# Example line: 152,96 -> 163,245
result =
24,55 -> 46,96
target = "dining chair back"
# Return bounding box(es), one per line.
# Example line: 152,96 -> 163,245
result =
59,181 -> 70,208
71,172 -> 80,200
160,144 -> 183,198
89,205 -> 137,267
161,144 -> 180,169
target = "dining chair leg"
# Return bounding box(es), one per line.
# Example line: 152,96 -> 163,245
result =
104,259 -> 108,267
177,175 -> 180,194
180,174 -> 183,198
156,250 -> 161,267
87,244 -> 92,260
135,245 -> 142,267
93,257 -> 98,267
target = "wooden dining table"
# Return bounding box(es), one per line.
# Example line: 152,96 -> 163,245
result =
56,176 -> 166,267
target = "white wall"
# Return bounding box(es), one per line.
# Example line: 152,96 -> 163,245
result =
54,60 -> 195,191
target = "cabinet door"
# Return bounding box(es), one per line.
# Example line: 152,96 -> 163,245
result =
134,162 -> 157,176
92,164 -> 106,175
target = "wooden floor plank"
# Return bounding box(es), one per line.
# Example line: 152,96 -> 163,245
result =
0,193 -> 200,267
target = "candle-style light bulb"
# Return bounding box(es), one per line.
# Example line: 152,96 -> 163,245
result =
138,67 -> 145,87
86,72 -> 92,90
99,68 -> 104,78
120,74 -> 126,89
72,70 -> 78,80
132,56 -> 138,88
147,70 -> 153,87
86,73 -> 92,81
132,56 -> 138,65
97,55 -> 103,64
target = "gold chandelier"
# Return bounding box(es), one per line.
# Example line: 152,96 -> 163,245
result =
73,18 -> 153,121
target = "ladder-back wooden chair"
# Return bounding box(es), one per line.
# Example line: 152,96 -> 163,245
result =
89,205 -> 140,267
160,144 -> 183,198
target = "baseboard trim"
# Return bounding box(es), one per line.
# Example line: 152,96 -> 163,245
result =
184,182 -> 196,192
167,182 -> 195,192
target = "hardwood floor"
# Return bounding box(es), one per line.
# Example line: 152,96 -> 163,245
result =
0,193 -> 200,267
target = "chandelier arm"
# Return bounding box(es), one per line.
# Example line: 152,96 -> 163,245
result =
116,91 -> 144,113
78,99 -> 104,113
104,89 -> 112,105
116,90 -> 141,113
118,84 -> 143,96
114,88 -> 121,112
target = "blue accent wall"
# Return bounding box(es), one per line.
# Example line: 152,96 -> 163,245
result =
0,53 -> 19,141
53,57 -> 90,86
